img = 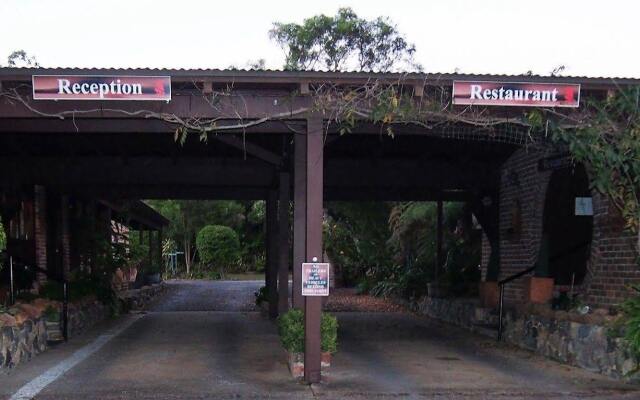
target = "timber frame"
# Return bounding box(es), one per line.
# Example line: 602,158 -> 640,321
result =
1,67 -> 638,383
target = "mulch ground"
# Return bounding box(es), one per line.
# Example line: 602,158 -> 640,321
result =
324,288 -> 407,312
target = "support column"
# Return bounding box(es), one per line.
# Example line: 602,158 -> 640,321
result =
148,229 -> 153,268
158,228 -> 163,272
266,189 -> 278,319
278,172 -> 291,315
304,115 -> 323,383
292,133 -> 307,310
436,199 -> 444,280
61,195 -> 71,279
34,185 -> 47,284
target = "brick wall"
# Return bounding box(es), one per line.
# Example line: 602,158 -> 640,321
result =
497,148 -> 551,304
582,192 -> 640,308
490,148 -> 640,309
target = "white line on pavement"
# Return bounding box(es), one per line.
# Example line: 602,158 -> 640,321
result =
9,315 -> 141,400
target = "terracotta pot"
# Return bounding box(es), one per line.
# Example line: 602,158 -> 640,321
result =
321,352 -> 332,367
478,281 -> 499,308
285,351 -> 333,378
523,277 -> 554,304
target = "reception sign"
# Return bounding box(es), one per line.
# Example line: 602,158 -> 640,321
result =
301,262 -> 330,296
32,75 -> 171,101
453,81 -> 580,108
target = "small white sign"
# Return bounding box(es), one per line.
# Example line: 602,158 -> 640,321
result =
301,263 -> 330,296
575,197 -> 593,216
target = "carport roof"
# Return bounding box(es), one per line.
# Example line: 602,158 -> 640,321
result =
1,67 -> 639,88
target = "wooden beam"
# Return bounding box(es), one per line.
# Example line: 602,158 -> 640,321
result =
266,189 -> 278,319
436,199 -> 443,281
211,134 -> 282,166
292,133 -> 306,310
304,115 -> 323,383
278,172 -> 291,315
413,83 -> 424,97
299,81 -> 310,95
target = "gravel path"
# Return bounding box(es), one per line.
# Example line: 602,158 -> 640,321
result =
149,279 -> 262,312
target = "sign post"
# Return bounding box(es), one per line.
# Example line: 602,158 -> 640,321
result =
301,262 -> 330,297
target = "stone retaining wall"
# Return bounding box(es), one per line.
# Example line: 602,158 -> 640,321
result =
413,296 -> 638,380
0,283 -> 165,370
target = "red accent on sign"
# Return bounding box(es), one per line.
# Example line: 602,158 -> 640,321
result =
32,75 -> 171,101
453,81 -> 580,108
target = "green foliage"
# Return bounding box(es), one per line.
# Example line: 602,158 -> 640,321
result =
324,202 -> 394,287
620,285 -> 640,369
187,264 -> 222,280
148,200 -> 265,274
321,313 -> 339,353
270,7 -> 418,72
325,201 -> 480,300
196,225 -> 241,273
536,87 -> 640,235
278,309 -> 305,353
0,221 -> 5,251
39,274 -> 114,305
277,309 -> 338,354
43,305 -> 59,321
6,50 -> 39,67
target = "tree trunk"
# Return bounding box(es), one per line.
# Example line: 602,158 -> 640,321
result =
184,237 -> 191,274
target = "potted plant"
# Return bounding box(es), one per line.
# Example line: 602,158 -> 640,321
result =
144,263 -> 162,285
254,285 -> 269,316
277,309 -> 338,378
43,304 -> 64,342
478,280 -> 499,308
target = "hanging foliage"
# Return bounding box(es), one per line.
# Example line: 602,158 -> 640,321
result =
529,87 -> 640,251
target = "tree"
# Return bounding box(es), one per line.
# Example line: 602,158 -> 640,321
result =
147,200 -> 246,274
196,225 -> 240,276
270,7 -> 419,72
7,50 -> 39,67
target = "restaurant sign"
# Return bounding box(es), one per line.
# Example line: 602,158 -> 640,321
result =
453,81 -> 580,108
32,75 -> 171,101
301,262 -> 330,296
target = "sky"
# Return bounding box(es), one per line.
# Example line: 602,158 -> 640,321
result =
1,0 -> 639,77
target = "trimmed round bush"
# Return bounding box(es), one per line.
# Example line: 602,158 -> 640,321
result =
196,225 -> 240,270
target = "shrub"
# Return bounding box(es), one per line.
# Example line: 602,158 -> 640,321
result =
620,284 -> 640,371
254,285 -> 268,305
277,309 -> 338,354
39,276 -> 114,306
196,225 -> 240,274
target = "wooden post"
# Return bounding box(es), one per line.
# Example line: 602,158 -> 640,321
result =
158,227 -> 163,272
266,189 -> 278,319
278,172 -> 291,315
292,133 -> 307,310
148,229 -> 153,268
436,199 -> 444,280
34,185 -> 48,284
304,115 -> 323,383
60,195 -> 71,279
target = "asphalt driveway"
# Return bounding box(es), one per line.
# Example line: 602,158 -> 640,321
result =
1,280 -> 638,399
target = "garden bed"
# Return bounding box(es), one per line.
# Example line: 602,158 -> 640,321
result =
0,282 -> 165,370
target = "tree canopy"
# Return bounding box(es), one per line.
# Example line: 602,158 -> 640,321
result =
6,50 -> 39,67
270,7 -> 419,72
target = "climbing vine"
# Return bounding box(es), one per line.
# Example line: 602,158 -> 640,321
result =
528,87 -> 640,250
